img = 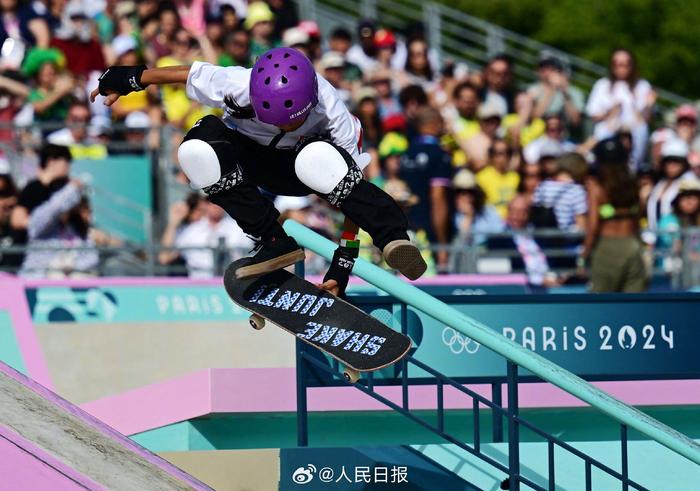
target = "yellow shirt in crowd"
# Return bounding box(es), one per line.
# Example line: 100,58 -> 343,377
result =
476,166 -> 520,218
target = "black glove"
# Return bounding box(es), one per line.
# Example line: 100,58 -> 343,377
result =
97,65 -> 148,96
323,243 -> 359,297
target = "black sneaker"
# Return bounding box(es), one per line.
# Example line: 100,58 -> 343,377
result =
235,235 -> 306,279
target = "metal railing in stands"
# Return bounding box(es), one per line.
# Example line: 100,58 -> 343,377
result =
298,0 -> 691,111
285,220 -> 700,490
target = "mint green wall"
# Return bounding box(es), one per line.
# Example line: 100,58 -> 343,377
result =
0,311 -> 25,374
131,406 -> 700,452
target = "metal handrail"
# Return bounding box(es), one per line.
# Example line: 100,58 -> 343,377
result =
284,220 -> 700,469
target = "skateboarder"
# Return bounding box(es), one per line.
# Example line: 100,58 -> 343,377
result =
91,47 -> 427,294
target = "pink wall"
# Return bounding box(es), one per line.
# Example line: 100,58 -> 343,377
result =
0,425 -> 106,491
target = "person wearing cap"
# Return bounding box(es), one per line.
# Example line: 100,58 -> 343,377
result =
527,53 -> 583,129
646,138 -> 691,231
451,168 -> 504,245
475,138 -> 519,219
92,45 -> 428,291
346,19 -> 378,72
650,104 -> 700,169
375,130 -> 408,188
459,100 -> 504,171
245,2 -> 280,60
281,27 -> 310,57
50,4 -> 106,79
297,20 -> 322,62
108,35 -> 151,119
656,179 -> 700,254
366,67 -> 402,120
318,51 -> 351,105
24,48 -> 75,125
373,28 -> 396,69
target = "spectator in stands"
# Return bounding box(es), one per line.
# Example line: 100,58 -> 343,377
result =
108,34 -> 151,119
399,84 -> 429,140
0,70 -> 29,143
404,38 -> 434,90
11,144 -> 72,237
461,101 -> 504,171
480,54 -> 517,115
159,197 -> 252,278
528,54 -> 583,130
476,138 -> 519,218
523,114 -> 577,164
656,179 -> 700,253
0,0 -> 49,49
400,106 -> 451,269
268,0 -> 299,40
297,20 -> 322,62
47,101 -> 107,159
19,175 -> 101,278
367,67 -> 401,121
376,129 -> 409,187
219,4 -> 241,31
143,6 -> 181,61
346,19 -> 377,72
24,48 -> 75,124
218,29 -> 250,67
530,153 -> 588,231
582,139 -> 645,292
50,4 -> 106,81
650,104 -> 700,169
281,26 -> 310,58
318,51 -> 350,105
485,194 -> 560,287
586,48 -> 656,169
452,168 -> 504,243
450,82 -> 481,141
245,2 -> 278,60
373,28 -> 396,69
646,139 -> 689,231
0,173 -> 21,270
352,86 -> 381,150
328,27 -> 363,83
518,161 -> 543,205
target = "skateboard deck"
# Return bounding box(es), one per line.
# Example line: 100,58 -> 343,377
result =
224,258 -> 412,381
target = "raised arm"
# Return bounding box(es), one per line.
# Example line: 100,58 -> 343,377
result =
90,65 -> 191,106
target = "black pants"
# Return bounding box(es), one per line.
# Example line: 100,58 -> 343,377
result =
183,116 -> 408,249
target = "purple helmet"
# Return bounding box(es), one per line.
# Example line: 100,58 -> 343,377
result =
249,47 -> 319,126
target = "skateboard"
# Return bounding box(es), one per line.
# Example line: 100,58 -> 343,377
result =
224,258 -> 412,383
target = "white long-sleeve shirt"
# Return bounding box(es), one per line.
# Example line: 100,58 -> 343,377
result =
186,61 -> 368,167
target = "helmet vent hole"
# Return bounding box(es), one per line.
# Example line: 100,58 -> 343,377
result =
284,99 -> 293,108
262,101 -> 270,109
274,63 -> 279,68
257,67 -> 264,73
266,54 -> 272,60
283,52 -> 290,58
280,75 -> 288,84
264,76 -> 271,85
290,65 -> 298,71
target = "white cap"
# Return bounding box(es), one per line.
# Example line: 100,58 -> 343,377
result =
275,196 -> 311,213
661,138 -> 689,160
112,34 -> 138,59
319,51 -> 345,70
282,27 -> 310,47
0,156 -> 10,174
125,111 -> 150,129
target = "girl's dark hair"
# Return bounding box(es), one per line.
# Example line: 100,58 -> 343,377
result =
404,39 -> 433,81
598,160 -> 638,208
608,48 -> 639,88
223,94 -> 255,119
457,186 -> 486,216
673,192 -> 700,227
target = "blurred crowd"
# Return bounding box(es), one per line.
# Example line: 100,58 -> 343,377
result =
1,0 -> 700,289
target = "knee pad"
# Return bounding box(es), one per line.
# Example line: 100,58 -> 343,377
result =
295,141 -> 363,206
178,138 -> 242,195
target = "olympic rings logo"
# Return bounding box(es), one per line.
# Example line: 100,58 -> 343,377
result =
442,327 -> 481,354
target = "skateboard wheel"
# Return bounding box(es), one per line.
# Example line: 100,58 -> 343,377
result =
249,314 -> 265,330
343,368 -> 360,383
